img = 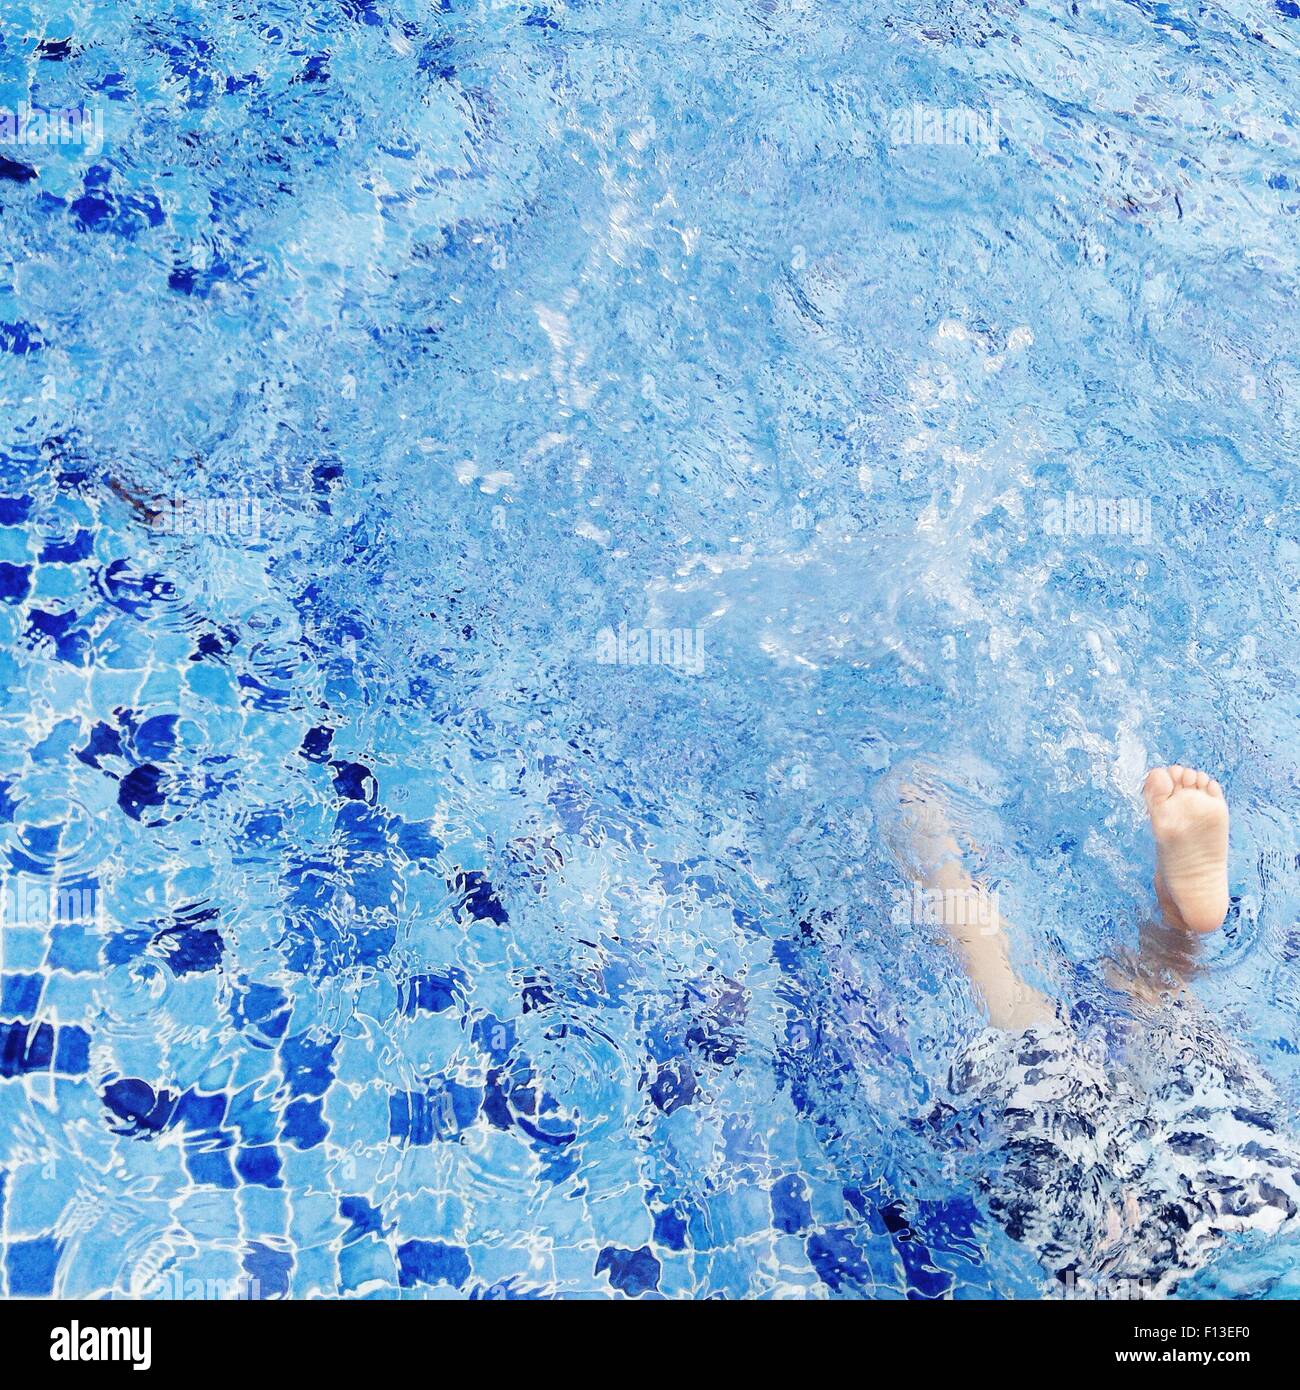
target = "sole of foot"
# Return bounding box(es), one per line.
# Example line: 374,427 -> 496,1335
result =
1143,764 -> 1230,935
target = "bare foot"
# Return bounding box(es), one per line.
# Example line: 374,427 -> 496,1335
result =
1143,765 -> 1229,934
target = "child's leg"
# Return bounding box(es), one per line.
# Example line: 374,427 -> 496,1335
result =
892,761 -> 1230,1025
897,778 -> 1055,1032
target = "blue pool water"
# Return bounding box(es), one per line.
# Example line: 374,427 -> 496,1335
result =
2,0 -> 1300,1299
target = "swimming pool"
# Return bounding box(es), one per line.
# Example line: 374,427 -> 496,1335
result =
1,0 -> 1299,1300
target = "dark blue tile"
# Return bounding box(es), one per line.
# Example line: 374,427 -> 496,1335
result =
0,562 -> 32,603
771,1173 -> 813,1234
54,1025 -> 90,1076
235,1145 -> 282,1188
1,973 -> 43,1015
283,1097 -> 327,1150
101,1078 -> 178,1135
6,1236 -> 60,1296
396,1239 -> 471,1290
594,1245 -> 660,1297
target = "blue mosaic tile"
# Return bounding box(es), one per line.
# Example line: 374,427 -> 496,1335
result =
53,1026 -> 91,1076
0,1021 -> 55,1077
0,973 -> 43,1015
44,924 -> 102,974
6,1235 -> 60,1297
595,1245 -> 661,1298
396,1240 -> 471,1291
235,1146 -> 282,1188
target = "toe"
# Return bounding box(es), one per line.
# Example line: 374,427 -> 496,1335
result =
1194,770 -> 1209,790
1144,766 -> 1174,805
1207,778 -> 1223,799
1169,764 -> 1186,785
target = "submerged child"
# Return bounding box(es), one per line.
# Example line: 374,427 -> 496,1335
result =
893,763 -> 1299,1298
